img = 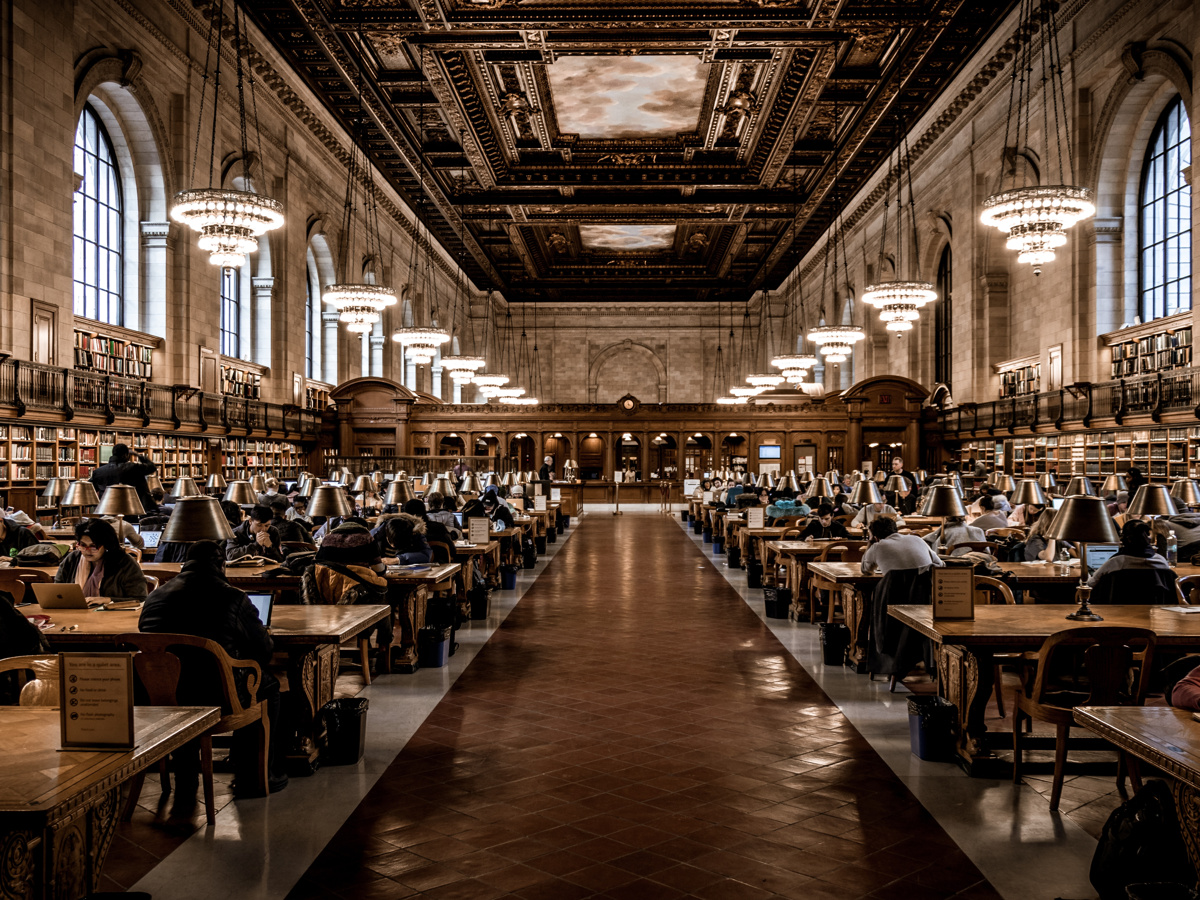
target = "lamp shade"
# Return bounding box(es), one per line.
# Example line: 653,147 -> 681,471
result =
94,485 -> 146,517
778,473 -> 802,493
431,475 -> 456,498
849,481 -> 883,505
223,481 -> 258,506
298,478 -> 318,498
205,473 -> 227,492
1038,472 -> 1058,492
144,473 -> 163,495
1128,483 -> 1178,517
914,469 -> 928,485
385,480 -> 415,507
808,477 -> 833,498
352,475 -> 374,493
1171,479 -> 1200,506
873,470 -> 887,483
993,474 -> 1017,493
307,485 -> 354,518
883,475 -> 908,493
1046,495 -> 1120,544
420,472 -> 433,487
499,472 -> 514,487
920,485 -> 968,518
1011,479 -> 1048,508
42,477 -> 71,500
160,496 -> 236,543
949,472 -> 965,497
62,481 -> 100,508
250,475 -> 268,493
755,472 -> 775,490
1101,474 -> 1128,494
481,473 -> 498,490
168,476 -> 201,500
1064,476 -> 1096,497
460,473 -> 483,494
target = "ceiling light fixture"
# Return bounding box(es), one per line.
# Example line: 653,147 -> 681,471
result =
170,0 -> 284,268
980,0 -> 1094,273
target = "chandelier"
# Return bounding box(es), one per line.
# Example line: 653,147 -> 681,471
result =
393,327 -> 450,363
807,326 -> 865,364
324,284 -> 397,334
170,0 -> 284,267
980,0 -> 1093,274
746,372 -> 784,389
442,356 -> 486,382
473,373 -> 509,398
729,386 -> 762,397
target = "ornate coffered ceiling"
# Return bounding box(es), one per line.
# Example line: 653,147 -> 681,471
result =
241,0 -> 1014,302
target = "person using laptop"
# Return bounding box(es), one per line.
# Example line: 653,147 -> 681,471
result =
225,505 -> 284,563
1088,519 -> 1171,588
140,540 -> 286,807
98,514 -> 144,550
54,519 -> 148,605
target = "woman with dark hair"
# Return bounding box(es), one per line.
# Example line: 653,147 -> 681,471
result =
380,514 -> 432,564
1088,519 -> 1171,588
55,518 -> 148,605
1125,467 -> 1147,502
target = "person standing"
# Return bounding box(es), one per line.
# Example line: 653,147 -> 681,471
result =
539,455 -> 554,483
90,442 -> 158,515
886,456 -> 917,514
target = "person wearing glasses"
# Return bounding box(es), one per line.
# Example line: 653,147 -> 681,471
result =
54,519 -> 148,605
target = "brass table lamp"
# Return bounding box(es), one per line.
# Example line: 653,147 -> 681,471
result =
160,496 -> 235,543
1045,494 -> 1121,621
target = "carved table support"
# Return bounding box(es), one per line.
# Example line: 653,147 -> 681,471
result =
1172,781 -> 1200,881
936,644 -> 996,774
284,644 -> 337,770
387,584 -> 429,674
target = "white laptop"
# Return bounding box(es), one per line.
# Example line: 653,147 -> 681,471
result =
141,530 -> 163,549
32,583 -> 104,609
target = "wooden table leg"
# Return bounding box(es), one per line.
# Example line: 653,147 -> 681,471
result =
936,644 -> 998,775
284,643 -> 337,772
1172,781 -> 1200,881
388,584 -> 429,674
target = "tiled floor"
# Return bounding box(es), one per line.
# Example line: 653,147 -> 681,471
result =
287,511 -> 1001,900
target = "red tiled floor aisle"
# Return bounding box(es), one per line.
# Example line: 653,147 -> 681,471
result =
288,513 -> 1001,900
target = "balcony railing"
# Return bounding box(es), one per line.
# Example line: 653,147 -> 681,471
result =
939,367 -> 1200,437
0,358 -> 319,438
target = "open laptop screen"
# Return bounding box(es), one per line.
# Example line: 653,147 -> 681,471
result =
141,530 -> 162,549
246,593 -> 273,627
1085,543 -> 1119,571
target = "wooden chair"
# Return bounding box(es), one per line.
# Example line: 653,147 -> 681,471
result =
986,527 -> 1026,540
1012,626 -> 1157,811
1176,574 -> 1200,605
0,568 -> 52,604
144,575 -> 159,594
281,541 -> 317,555
0,655 -> 59,706
947,540 -> 1000,556
115,632 -> 271,825
808,541 -> 868,623
974,576 -> 1026,718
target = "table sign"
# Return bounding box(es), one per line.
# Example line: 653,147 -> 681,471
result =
534,495 -> 548,511
932,567 -> 975,620
59,652 -> 135,750
746,508 -> 765,529
467,518 -> 490,545
702,491 -> 713,503
684,479 -> 700,497
551,487 -> 561,502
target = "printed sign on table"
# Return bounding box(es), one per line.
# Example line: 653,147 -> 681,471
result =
59,652 -> 135,751
746,508 -> 765,529
933,567 -> 975,620
467,518 -> 491,545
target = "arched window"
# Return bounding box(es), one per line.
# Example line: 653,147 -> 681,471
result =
73,104 -> 123,324
220,268 -> 240,358
305,252 -> 317,379
1139,96 -> 1191,321
935,246 -> 952,386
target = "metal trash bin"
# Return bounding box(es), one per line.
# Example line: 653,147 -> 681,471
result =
907,696 -> 956,761
764,586 -> 791,619
320,698 -> 369,766
418,625 -> 452,669
819,622 -> 849,665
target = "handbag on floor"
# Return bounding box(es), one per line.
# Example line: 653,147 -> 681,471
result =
1089,779 -> 1194,900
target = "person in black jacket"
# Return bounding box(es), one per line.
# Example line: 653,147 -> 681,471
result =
225,505 -> 284,562
267,495 -> 312,544
140,540 -> 285,805
89,443 -> 158,515
798,505 -> 850,541
55,519 -> 148,605
0,517 -> 38,559
482,493 -> 515,531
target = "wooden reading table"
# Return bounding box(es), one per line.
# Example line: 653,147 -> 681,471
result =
0,706 -> 220,899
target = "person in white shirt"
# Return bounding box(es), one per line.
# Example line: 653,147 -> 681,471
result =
851,502 -> 905,529
969,495 -> 1009,532
861,517 -> 944,574
923,516 -> 985,556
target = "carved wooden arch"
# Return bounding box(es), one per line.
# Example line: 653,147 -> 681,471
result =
587,339 -> 668,404
329,376 -> 418,403
73,49 -> 175,207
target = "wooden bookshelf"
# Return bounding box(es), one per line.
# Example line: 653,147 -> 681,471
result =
72,319 -> 159,379
995,356 -> 1041,398
220,438 -> 304,482
305,383 -> 331,411
1104,314 -> 1193,379
220,364 -> 262,400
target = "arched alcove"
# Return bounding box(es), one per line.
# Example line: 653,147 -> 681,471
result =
588,340 -> 668,403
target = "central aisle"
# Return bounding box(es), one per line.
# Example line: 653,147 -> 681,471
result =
289,513 -> 999,900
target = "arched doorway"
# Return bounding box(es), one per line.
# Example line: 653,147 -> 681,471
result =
650,434 -> 676,480
473,434 -> 500,467
684,434 -> 712,477
509,434 -> 536,473
720,433 -> 748,475
439,434 -> 466,458
544,434 -> 572,471
579,433 -> 605,480
618,433 -> 642,480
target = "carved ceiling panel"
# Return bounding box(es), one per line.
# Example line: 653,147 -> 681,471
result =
240,0 -> 1015,302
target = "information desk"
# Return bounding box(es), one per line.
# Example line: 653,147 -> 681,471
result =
887,604 -> 1200,775
0,706 -> 219,900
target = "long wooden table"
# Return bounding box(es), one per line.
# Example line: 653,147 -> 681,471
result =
807,560 -> 1200,588
0,706 -> 220,899
889,604 -> 1200,774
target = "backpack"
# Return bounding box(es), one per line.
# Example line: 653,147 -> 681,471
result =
1090,779 -> 1195,900
14,543 -> 66,567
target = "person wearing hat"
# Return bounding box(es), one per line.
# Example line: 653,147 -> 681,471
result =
481,492 -> 516,531
89,442 -> 158,515
225,505 -> 284,562
377,513 -> 432,565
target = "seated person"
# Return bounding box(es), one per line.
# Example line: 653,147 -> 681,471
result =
220,500 -> 245,529
55,518 -> 148,605
0,514 -> 38,558
924,515 -> 986,556
268,495 -> 312,544
1170,663 -> 1200,711
1087,519 -> 1172,597
1163,510 -> 1200,561
984,487 -> 1012,515
851,500 -> 905,530
481,492 -> 516,531
969,495 -> 1009,532
139,540 -> 285,803
378,514 -> 432,565
798,504 -> 849,540
1023,508 -> 1059,561
1007,501 -> 1046,528
255,477 -> 281,508
861,516 -> 944,575
425,491 -> 459,533
285,494 -> 312,525
225,505 -> 284,563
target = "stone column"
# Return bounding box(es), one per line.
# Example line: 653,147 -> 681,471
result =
322,312 -> 340,385
139,222 -> 171,344
370,334 -> 385,377
251,277 -> 273,369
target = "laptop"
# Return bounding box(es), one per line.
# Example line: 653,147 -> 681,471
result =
130,523 -> 141,535
32,583 -> 104,609
246,592 -> 274,627
453,512 -> 464,527
1085,543 -> 1120,571
1052,498 -> 1066,510
141,530 -> 163,549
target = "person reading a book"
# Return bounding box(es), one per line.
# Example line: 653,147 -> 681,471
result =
225,505 -> 284,563
54,518 -> 148,606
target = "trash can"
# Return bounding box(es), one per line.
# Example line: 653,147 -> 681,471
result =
682,511 -> 690,523
469,587 -> 491,620
1126,885 -> 1200,900
536,535 -> 548,553
726,546 -> 742,569
319,698 -> 369,766
418,625 -> 452,669
712,537 -> 724,554
499,565 -> 519,590
692,519 -> 703,535
907,696 -> 956,761
702,527 -> 713,544
522,544 -> 538,568
746,559 -> 763,588
819,622 -> 850,665
763,586 -> 792,619
562,515 -> 570,529
547,526 -> 557,543
556,518 -> 564,535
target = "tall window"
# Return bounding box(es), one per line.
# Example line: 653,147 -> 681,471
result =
935,246 -> 952,386
73,104 -> 123,324
305,254 -> 316,379
1140,96 -> 1192,321
220,268 -> 240,358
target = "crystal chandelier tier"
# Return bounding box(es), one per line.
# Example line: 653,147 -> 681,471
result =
441,356 -> 486,382
392,327 -> 450,363
746,373 -> 784,389
980,0 -> 1093,274
807,325 -> 865,363
473,373 -> 509,398
324,284 -> 397,334
716,396 -> 748,405
729,386 -> 762,397
170,0 -> 284,268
